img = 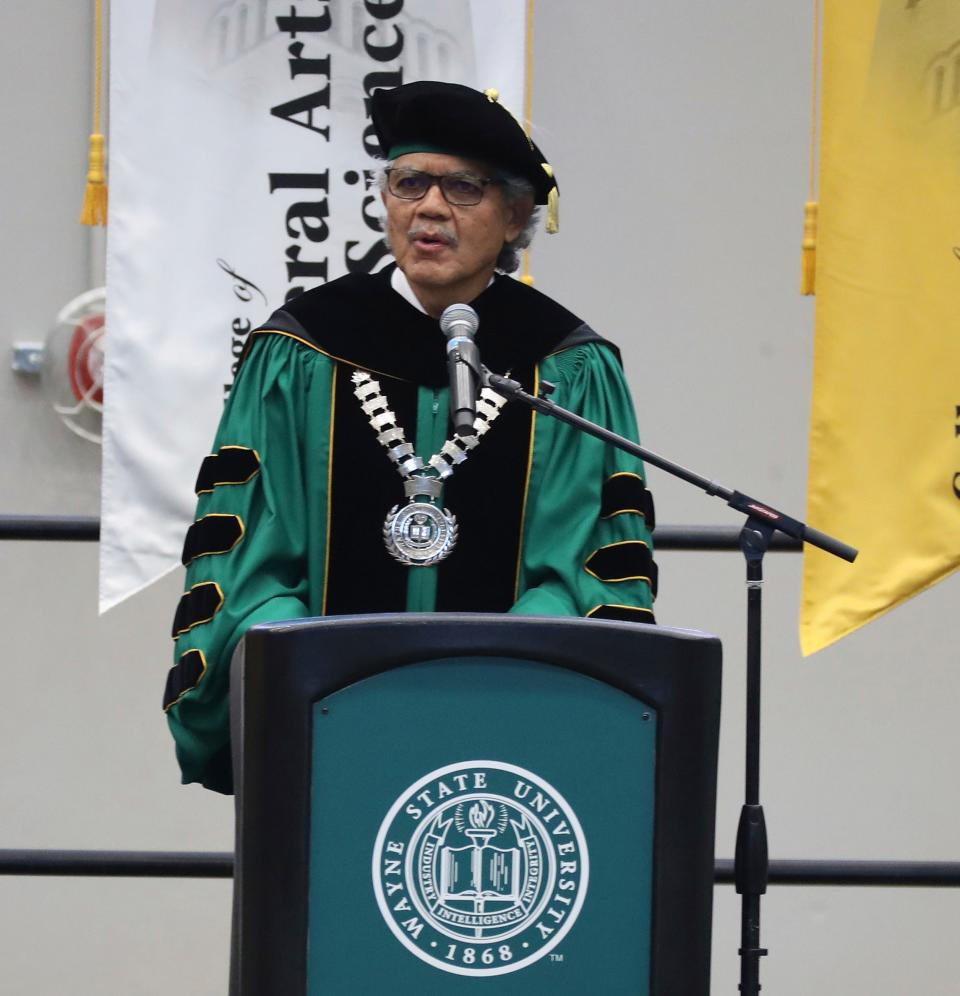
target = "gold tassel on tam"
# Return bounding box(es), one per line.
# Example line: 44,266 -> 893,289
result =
801,200 -> 818,295
81,0 -> 108,226
543,164 -> 559,234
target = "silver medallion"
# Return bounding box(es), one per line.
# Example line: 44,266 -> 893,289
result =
383,501 -> 458,566
353,369 -> 506,567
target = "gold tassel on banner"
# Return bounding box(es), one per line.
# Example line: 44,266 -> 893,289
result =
800,0 -> 821,295
801,200 -> 818,295
81,134 -> 108,226
81,0 -> 108,226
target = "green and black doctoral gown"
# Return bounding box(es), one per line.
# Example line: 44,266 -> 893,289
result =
165,265 -> 657,793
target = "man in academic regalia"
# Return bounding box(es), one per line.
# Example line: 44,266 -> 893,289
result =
164,81 -> 657,794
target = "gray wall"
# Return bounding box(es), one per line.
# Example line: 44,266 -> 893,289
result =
1,1 -> 957,993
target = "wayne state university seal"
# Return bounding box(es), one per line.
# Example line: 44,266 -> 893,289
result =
372,760 -> 589,977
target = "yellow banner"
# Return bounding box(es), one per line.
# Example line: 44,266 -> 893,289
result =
801,0 -> 960,654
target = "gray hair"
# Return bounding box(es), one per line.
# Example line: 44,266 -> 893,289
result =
374,160 -> 540,274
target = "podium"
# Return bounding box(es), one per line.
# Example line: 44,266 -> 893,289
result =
231,614 -> 721,995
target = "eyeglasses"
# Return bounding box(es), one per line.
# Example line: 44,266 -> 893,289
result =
384,167 -> 503,207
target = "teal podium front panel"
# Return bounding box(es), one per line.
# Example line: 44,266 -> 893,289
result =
307,657 -> 657,994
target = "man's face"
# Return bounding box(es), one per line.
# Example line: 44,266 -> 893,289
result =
382,152 -> 531,311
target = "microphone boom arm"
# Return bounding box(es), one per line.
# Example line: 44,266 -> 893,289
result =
482,367 -> 857,562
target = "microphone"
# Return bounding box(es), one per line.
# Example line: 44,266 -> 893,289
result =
439,303 -> 481,436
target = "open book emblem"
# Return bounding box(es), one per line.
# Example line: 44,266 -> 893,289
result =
438,800 -> 523,906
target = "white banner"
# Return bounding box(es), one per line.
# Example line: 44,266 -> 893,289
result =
102,0 -> 526,611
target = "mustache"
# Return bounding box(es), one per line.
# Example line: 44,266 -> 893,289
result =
407,225 -> 458,247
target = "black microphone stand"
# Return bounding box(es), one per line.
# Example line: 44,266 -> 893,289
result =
483,368 -> 857,996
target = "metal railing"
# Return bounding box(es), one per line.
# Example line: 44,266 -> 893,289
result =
0,515 -> 803,550
1,514 -> 956,892
2,849 -> 959,888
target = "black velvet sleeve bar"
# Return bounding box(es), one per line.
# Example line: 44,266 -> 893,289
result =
194,446 -> 261,495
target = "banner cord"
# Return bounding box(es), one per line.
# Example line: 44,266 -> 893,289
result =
801,0 -> 821,295
81,0 -> 108,226
521,0 -> 536,285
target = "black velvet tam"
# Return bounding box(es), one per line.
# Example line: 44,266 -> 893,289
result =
370,81 -> 557,205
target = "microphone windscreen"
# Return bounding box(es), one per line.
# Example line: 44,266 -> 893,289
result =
439,303 -> 479,340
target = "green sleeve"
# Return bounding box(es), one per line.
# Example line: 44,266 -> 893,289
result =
165,334 -> 334,793
510,343 -> 656,622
